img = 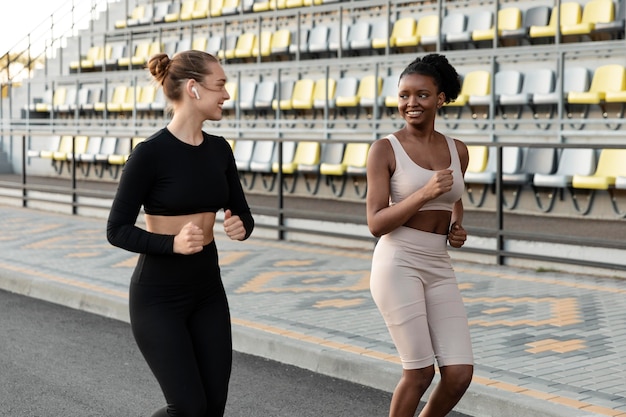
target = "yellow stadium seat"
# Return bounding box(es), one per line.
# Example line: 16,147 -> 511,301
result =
472,7 -> 522,42
357,75 -> 383,108
273,141 -> 320,174
320,142 -> 370,176
251,31 -> 273,58
70,46 -> 104,72
290,79 -> 316,110
466,146 -> 489,174
390,17 -> 418,48
561,0 -> 615,38
53,136 -> 88,161
190,0 -> 210,19
572,149 -> 626,190
568,65 -> 626,105
445,71 -> 491,107
529,2 -> 582,40
35,87 -> 67,113
192,37 -> 208,51
312,78 -> 337,109
95,85 -> 128,113
115,5 -> 145,28
415,14 -> 440,47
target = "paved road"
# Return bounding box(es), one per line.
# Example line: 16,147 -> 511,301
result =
1,289 -> 470,417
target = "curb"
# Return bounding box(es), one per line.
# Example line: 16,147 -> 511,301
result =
0,270 -> 604,417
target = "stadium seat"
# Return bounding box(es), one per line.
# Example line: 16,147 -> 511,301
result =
115,5 -> 146,28
572,149 -> 626,189
464,146 -> 523,207
150,2 -> 172,24
233,32 -> 257,59
217,34 -> 240,61
463,145 -> 490,206
297,141 -> 345,194
529,2 -> 582,42
249,141 -> 276,173
164,0 -> 192,21
466,145 -> 489,174
221,0 -> 240,15
501,147 -> 558,208
253,80 -> 277,116
561,0 -> 615,40
251,31 -> 273,58
134,85 -> 158,113
290,79 -> 316,110
288,28 -> 309,57
233,140 -> 255,171
356,75 -> 383,110
117,41 -> 162,69
380,74 -> 399,108
312,78 -> 337,111
271,80 -> 296,111
94,85 -> 127,113
78,136 -> 103,175
472,7 -> 522,45
567,65 -> 626,121
206,35 -> 223,56
445,10 -> 493,49
334,76 -> 360,109
534,148 -> 597,189
415,14 -> 440,49
328,24 -> 350,55
52,135 -> 89,174
192,37 -> 208,52
346,21 -> 372,53
307,25 -> 331,55
440,12 -> 467,47
108,138 -> 145,177
498,68 -> 555,124
390,17 -> 418,49
442,70 -> 490,122
370,19 -> 392,50
530,66 -> 589,121
96,43 -> 126,71
34,86 -> 67,113
118,86 -> 141,113
54,87 -> 77,115
593,0 -> 625,39
320,142 -> 370,197
238,80 -> 258,114
79,86 -> 103,114
70,46 -> 105,73
469,70 -> 523,118
273,141 -> 319,178
27,136 -> 61,159
190,0 -> 211,19
270,29 -> 291,58
500,5 -> 551,45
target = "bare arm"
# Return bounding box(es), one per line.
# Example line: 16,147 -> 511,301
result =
366,139 -> 454,237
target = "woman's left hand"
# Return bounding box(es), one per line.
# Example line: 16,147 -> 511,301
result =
448,222 -> 467,248
223,209 -> 246,241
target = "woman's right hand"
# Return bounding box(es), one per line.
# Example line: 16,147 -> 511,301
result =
424,169 -> 454,200
173,221 -> 204,255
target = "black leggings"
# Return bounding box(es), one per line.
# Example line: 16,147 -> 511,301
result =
129,242 -> 232,417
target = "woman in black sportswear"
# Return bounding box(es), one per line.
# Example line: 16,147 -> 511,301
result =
107,50 -> 254,417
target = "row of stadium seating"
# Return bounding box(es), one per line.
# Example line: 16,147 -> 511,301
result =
25,134 -> 626,214
26,64 -> 626,132
113,0 -> 625,44
70,0 -> 626,74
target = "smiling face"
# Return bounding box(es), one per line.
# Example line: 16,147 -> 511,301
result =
397,72 -> 445,127
194,62 -> 231,121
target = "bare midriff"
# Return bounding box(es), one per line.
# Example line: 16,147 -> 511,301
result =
145,212 -> 216,246
404,210 -> 452,235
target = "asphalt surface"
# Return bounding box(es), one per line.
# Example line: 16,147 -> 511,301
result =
1,289 -> 471,417
0,205 -> 625,417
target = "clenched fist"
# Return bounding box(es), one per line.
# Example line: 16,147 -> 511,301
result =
173,221 -> 204,255
223,209 -> 246,241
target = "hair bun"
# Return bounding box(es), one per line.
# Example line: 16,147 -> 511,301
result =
148,53 -> 171,84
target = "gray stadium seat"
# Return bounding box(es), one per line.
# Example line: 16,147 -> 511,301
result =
533,148 -> 597,189
469,70 -> 523,120
328,24 -> 350,55
441,12 -> 467,47
307,25 -> 331,55
499,68 -> 556,121
445,10 -> 492,49
347,21 -> 372,53
233,140 -> 255,171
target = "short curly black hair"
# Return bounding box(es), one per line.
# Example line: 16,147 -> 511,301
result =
398,53 -> 461,104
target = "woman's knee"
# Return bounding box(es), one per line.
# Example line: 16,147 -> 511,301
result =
440,365 -> 473,396
401,366 -> 436,392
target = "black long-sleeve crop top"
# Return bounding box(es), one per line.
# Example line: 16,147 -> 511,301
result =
107,128 -> 254,254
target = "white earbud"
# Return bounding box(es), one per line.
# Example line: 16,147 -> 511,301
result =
192,86 -> 200,100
